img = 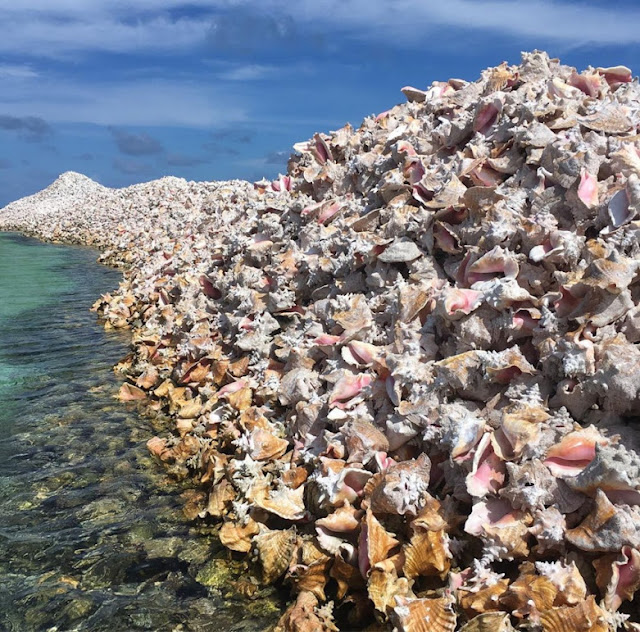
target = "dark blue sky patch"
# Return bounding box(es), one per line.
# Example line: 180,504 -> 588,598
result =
109,128 -> 164,156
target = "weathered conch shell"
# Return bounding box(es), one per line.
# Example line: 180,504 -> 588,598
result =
537,595 -> 609,632
390,595 -> 457,632
253,527 -> 298,584
593,545 -> 640,611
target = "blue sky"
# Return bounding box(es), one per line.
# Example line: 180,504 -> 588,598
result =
1,0 -> 640,206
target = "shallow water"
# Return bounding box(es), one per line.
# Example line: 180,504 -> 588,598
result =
0,233 -> 281,631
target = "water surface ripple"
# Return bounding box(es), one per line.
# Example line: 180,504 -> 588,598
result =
0,233 -> 280,631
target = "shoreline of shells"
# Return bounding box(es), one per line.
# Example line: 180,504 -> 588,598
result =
3,51 -> 640,631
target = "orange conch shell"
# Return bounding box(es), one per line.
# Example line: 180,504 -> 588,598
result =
538,595 -> 609,632
499,563 -> 558,617
287,539 -> 332,601
246,427 -> 289,461
358,509 -> 400,577
219,517 -> 260,553
390,595 -> 457,632
535,559 -> 587,607
458,613 -> 514,632
253,528 -> 298,585
367,558 -> 412,614
330,554 -> 365,600
273,590 -> 338,632
402,529 -> 451,579
458,575 -> 511,618
118,382 -> 147,401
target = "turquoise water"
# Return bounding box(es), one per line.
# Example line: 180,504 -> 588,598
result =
0,233 -> 281,631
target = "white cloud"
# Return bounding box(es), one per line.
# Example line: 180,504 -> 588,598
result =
280,0 -> 640,46
0,14 -> 209,56
0,64 -> 38,79
1,0 -> 639,59
218,64 -> 281,81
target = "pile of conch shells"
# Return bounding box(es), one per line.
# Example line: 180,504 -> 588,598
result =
4,51 -> 640,631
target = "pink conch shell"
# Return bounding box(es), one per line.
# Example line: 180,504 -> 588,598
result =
467,246 -> 519,285
593,545 -> 640,611
568,70 -> 602,97
329,373 -> 373,409
317,201 -> 342,225
433,221 -> 461,254
324,465 -> 373,507
466,433 -> 506,497
441,287 -> 483,319
314,333 -> 343,346
464,498 -> 522,537
474,98 -> 502,134
342,340 -> 384,367
271,174 -> 291,192
543,428 -> 608,477
217,379 -> 248,397
577,170 -> 598,207
596,65 -> 633,89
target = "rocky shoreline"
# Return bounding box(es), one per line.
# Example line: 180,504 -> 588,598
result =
3,51 -> 640,631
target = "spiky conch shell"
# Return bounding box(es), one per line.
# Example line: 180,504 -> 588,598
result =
535,559 -> 587,607
273,590 -> 339,632
249,482 -> 307,520
390,595 -> 457,632
253,528 -> 298,585
538,595 -> 610,632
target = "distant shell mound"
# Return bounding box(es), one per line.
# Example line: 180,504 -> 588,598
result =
5,51 -> 640,630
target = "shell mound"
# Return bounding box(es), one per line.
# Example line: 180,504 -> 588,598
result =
4,51 -> 640,630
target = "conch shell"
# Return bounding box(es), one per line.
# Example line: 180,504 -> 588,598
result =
358,509 -> 400,577
402,528 -> 451,579
390,595 -> 457,632
593,545 -> 640,611
253,527 -> 298,584
538,595 -> 609,632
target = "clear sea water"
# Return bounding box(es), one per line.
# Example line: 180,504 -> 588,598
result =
0,232 -> 281,631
